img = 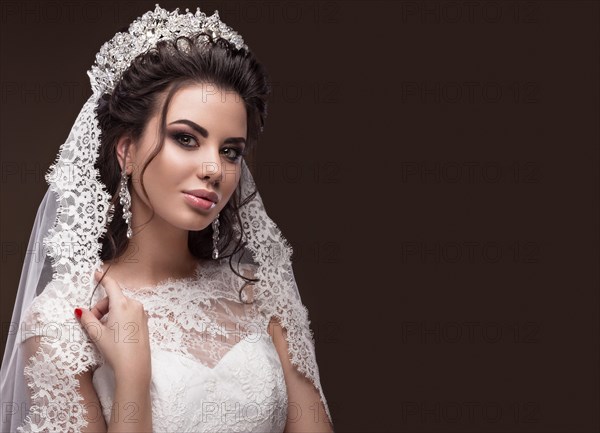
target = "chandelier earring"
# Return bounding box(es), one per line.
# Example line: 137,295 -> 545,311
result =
212,212 -> 220,259
119,167 -> 133,239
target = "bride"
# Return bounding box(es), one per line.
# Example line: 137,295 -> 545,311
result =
1,4 -> 334,432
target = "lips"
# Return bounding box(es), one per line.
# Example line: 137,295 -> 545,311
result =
183,189 -> 219,204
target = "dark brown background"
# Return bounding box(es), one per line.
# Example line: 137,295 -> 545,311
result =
1,1 -> 598,431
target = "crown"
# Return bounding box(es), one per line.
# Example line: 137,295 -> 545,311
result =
87,3 -> 248,98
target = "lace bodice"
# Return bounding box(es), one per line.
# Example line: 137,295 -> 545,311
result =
92,259 -> 288,432
94,334 -> 287,432
16,254 -> 333,432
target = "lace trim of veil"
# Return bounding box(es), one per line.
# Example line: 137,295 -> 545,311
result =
15,91 -> 332,431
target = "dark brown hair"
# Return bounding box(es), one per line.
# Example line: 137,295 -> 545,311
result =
92,30 -> 270,303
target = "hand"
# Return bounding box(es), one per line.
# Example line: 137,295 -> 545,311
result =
76,269 -> 152,385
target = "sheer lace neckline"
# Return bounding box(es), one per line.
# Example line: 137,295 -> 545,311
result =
107,259 -> 217,294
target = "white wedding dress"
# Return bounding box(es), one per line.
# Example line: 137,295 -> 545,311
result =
91,259 -> 289,432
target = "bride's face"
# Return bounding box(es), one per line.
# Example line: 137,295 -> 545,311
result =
120,82 -> 247,231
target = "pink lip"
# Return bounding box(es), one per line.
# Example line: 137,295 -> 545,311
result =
183,189 -> 219,204
183,193 -> 216,211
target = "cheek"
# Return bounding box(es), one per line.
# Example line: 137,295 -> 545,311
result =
219,166 -> 241,201
152,147 -> 190,179
227,166 -> 242,189
136,153 -> 185,200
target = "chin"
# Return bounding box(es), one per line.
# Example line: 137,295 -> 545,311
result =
165,210 -> 210,232
182,217 -> 212,232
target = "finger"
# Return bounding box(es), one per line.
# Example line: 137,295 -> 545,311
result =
94,269 -> 126,304
90,296 -> 109,320
75,308 -> 103,344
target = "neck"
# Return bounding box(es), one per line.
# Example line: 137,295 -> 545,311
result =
104,199 -> 203,286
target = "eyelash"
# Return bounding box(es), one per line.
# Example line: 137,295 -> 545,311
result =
171,132 -> 246,162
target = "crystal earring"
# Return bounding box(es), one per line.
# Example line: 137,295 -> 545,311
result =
212,212 -> 220,259
119,168 -> 133,239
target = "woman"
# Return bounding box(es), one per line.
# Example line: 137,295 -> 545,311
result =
1,4 -> 334,432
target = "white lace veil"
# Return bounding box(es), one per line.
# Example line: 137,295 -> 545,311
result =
0,5 -> 332,432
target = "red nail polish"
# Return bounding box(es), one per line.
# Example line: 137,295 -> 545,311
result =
74,308 -> 82,319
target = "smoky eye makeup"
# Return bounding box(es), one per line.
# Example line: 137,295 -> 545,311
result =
169,129 -> 246,162
170,130 -> 197,147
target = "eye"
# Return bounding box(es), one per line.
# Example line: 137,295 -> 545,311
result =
221,147 -> 246,162
172,133 -> 197,148
171,131 -> 246,162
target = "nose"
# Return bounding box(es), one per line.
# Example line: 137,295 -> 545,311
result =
195,143 -> 222,184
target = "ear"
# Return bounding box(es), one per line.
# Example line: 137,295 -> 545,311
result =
115,135 -> 135,175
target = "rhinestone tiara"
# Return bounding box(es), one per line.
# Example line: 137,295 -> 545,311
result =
87,3 -> 248,98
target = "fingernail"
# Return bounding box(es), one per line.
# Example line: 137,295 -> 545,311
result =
74,308 -> 82,319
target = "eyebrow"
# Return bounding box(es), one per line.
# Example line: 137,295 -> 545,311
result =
168,119 -> 246,145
